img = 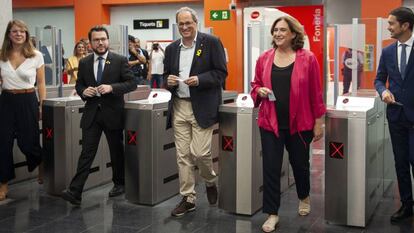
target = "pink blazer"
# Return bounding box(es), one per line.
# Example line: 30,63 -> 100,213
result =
250,48 -> 326,137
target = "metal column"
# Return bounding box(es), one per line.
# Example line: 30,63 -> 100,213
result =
124,98 -> 178,205
325,90 -> 385,227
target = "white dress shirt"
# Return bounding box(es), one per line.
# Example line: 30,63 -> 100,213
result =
397,35 -> 414,73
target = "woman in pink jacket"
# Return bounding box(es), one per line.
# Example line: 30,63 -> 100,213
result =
250,16 -> 326,232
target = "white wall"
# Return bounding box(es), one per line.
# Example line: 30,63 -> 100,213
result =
111,3 -> 204,44
13,8 -> 75,58
0,0 -> 13,40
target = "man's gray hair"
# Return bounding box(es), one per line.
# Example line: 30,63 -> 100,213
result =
176,7 -> 198,23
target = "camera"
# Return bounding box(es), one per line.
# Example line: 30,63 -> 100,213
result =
229,3 -> 236,10
152,43 -> 159,50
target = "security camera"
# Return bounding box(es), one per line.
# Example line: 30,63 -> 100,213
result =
229,3 -> 236,10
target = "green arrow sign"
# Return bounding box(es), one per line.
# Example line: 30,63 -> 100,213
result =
210,10 -> 230,21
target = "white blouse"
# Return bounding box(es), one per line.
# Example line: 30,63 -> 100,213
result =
0,50 -> 44,89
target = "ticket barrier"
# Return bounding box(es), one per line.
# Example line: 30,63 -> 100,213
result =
42,86 -> 151,195
124,91 -> 178,205
217,95 -> 289,215
325,91 -> 385,227
42,96 -> 112,195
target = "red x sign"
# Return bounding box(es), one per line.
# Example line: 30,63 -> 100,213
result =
222,136 -> 233,152
44,127 -> 53,140
127,130 -> 137,145
329,142 -> 344,159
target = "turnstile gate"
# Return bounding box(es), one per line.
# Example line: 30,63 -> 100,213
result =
124,97 -> 178,205
325,91 -> 385,227
42,96 -> 112,195
218,98 -> 291,215
217,101 -> 257,215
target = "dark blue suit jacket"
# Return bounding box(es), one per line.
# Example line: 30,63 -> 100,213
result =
75,52 -> 136,130
163,32 -> 228,129
375,41 -> 414,122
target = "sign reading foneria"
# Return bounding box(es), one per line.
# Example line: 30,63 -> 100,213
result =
134,19 -> 169,30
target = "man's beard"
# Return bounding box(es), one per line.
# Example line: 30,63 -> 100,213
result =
93,47 -> 108,55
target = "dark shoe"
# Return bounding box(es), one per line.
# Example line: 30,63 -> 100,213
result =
390,205 -> 413,222
108,185 -> 125,197
171,197 -> 196,217
206,184 -> 218,205
61,190 -> 81,206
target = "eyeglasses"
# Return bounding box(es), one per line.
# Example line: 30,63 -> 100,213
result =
92,38 -> 108,43
178,22 -> 195,28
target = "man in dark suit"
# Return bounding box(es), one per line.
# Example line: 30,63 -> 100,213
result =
164,7 -> 227,217
62,26 -> 136,205
375,7 -> 414,223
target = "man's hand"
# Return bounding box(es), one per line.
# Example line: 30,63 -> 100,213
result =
381,90 -> 395,104
83,86 -> 98,97
97,84 -> 113,95
184,76 -> 198,86
167,75 -> 179,87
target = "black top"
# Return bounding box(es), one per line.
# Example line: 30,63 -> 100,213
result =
271,62 -> 294,129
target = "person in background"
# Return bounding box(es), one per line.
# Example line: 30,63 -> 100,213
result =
341,47 -> 364,94
135,37 -> 150,85
374,7 -> 414,223
250,16 -> 325,232
149,42 -> 165,88
164,7 -> 227,217
61,26 -> 136,206
128,35 -> 143,85
66,41 -> 87,84
80,37 -> 93,54
0,19 -> 46,201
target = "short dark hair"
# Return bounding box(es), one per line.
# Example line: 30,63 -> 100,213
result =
270,16 -> 305,51
390,7 -> 414,31
88,25 -> 109,41
128,35 -> 135,42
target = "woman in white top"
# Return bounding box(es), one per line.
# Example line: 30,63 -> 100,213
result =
149,43 -> 165,88
0,19 -> 46,201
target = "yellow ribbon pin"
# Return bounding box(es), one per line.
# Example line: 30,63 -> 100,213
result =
196,49 -> 202,57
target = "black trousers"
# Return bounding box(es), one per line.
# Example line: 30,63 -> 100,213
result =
260,128 -> 313,214
0,92 -> 42,183
69,109 -> 125,197
342,72 -> 362,94
388,113 -> 414,205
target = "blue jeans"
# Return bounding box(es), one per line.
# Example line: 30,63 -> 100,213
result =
151,74 -> 163,88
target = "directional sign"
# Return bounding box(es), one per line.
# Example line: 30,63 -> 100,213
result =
210,10 -> 230,21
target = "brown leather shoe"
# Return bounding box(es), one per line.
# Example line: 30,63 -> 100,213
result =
206,184 -> 218,205
171,197 -> 196,217
0,183 -> 9,201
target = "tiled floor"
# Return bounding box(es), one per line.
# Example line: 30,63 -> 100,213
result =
1,154 -> 414,233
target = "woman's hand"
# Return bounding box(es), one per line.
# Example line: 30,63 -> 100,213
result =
313,118 -> 324,142
258,87 -> 272,98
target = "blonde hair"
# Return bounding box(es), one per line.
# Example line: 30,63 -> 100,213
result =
0,19 -> 36,61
